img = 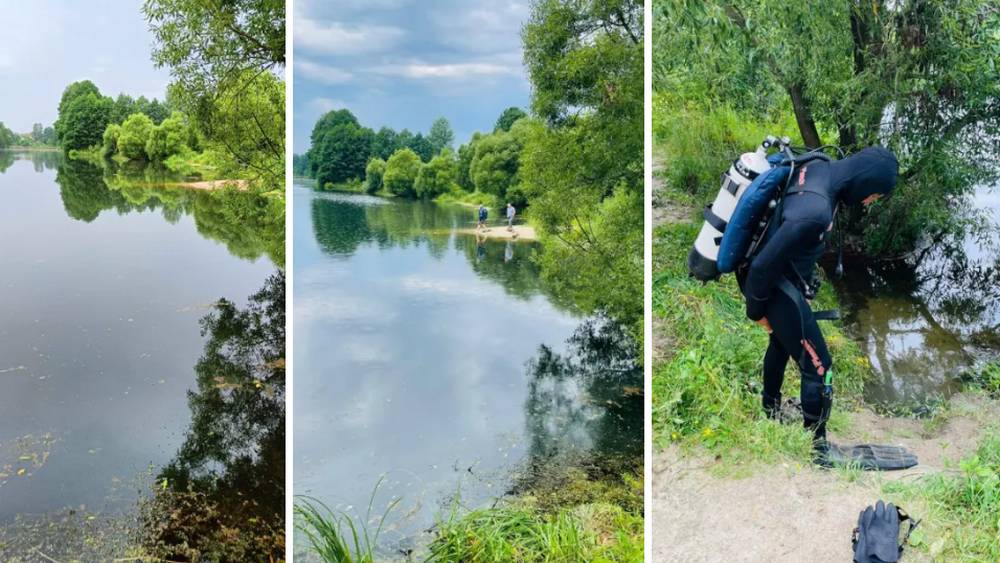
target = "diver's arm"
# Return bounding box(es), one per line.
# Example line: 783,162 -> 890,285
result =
744,220 -> 815,320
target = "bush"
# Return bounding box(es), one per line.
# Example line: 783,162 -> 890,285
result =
102,124 -> 121,158
383,148 -> 421,197
364,157 -> 386,194
146,112 -> 189,161
414,151 -> 458,199
118,113 -> 155,160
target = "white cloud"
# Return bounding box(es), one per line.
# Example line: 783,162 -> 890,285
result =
297,59 -> 353,84
430,3 -> 531,53
296,18 -> 405,55
373,61 -> 520,79
308,97 -> 348,114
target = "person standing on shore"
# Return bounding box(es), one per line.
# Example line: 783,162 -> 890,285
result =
477,204 -> 488,231
506,202 -> 516,231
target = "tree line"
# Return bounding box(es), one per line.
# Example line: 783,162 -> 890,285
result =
297,106 -> 539,205
655,0 -> 1000,256
0,121 -> 57,148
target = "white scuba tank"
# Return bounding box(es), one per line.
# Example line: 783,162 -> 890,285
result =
687,137 -> 776,281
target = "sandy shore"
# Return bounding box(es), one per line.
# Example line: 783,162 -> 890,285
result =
456,225 -> 537,240
167,179 -> 249,191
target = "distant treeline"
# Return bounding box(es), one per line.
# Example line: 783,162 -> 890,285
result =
295,106 -> 532,204
0,121 -> 57,148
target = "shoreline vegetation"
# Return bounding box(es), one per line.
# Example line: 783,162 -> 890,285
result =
295,1 -> 643,560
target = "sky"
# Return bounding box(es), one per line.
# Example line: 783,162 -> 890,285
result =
293,0 -> 532,152
0,0 -> 171,133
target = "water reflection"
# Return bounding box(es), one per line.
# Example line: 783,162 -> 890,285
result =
51,157 -> 284,265
137,272 -> 285,561
834,187 -> 1000,409
294,186 -> 638,555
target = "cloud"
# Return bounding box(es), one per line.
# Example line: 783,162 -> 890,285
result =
373,61 -> 520,79
296,18 -> 405,55
308,97 -> 349,114
297,59 -> 353,85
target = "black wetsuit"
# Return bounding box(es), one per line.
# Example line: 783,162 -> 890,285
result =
739,147 -> 898,442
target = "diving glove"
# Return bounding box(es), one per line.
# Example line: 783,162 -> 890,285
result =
814,441 -> 918,471
852,500 -> 918,563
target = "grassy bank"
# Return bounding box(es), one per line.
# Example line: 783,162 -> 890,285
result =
296,466 -> 643,562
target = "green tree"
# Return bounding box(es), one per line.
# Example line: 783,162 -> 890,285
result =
54,80 -> 103,143
146,112 -> 189,160
118,113 -> 155,160
110,94 -> 137,124
494,106 -> 527,132
408,132 -> 434,162
365,157 -> 386,194
654,0 -> 1000,254
312,122 -> 374,187
415,150 -> 458,199
58,92 -> 114,151
384,148 -> 422,197
145,0 -> 285,185
456,132 -> 481,191
370,126 -> 398,160
102,123 -> 122,157
521,0 -> 643,340
0,122 -> 14,148
307,109 -> 360,177
427,117 -> 454,154
470,129 -> 523,200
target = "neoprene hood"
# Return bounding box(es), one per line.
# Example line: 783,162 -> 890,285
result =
830,146 -> 899,205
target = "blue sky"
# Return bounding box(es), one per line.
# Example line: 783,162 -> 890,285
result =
0,0 -> 170,133
293,0 -> 532,152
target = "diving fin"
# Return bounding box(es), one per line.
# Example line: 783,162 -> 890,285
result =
814,441 -> 918,471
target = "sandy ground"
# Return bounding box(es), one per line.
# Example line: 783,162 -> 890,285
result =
650,395 -> 995,562
455,225 -> 537,240
167,179 -> 248,191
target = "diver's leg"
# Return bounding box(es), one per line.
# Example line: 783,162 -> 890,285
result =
766,289 -> 832,441
762,334 -> 789,419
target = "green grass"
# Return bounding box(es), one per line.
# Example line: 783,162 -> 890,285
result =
427,503 -> 642,563
294,484 -> 399,563
883,428 -> 1000,561
427,465 -> 643,562
652,220 -> 870,464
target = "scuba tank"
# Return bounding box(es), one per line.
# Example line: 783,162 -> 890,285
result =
687,136 -> 783,281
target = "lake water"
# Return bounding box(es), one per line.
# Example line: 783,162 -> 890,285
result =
0,151 -> 276,545
293,180 -> 641,557
834,186 -> 1000,411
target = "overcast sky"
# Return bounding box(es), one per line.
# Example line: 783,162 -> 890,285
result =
293,0 -> 532,152
0,0 -> 170,133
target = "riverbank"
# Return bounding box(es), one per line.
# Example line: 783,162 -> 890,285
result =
455,225 -> 536,240
652,145 -> 1000,561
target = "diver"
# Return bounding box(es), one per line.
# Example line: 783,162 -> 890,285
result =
738,146 -> 916,470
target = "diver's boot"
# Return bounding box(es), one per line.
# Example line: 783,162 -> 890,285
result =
762,392 -> 782,421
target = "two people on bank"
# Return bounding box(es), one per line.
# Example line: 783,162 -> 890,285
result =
476,203 -> 516,232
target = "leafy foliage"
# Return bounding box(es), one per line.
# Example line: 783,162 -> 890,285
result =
364,157 -> 386,194
118,113 -> 155,160
383,148 -> 421,197
654,0 -> 1000,255
415,150 -> 458,199
494,106 -> 527,132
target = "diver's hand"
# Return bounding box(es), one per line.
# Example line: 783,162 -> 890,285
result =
756,317 -> 773,333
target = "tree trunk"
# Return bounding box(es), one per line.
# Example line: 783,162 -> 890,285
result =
787,83 -> 822,149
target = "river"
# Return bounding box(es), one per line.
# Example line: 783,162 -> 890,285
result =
0,151 -> 281,556
834,185 -> 1000,412
293,180 -> 641,557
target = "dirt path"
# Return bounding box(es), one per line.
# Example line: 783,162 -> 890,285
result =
650,394 -> 997,562
652,155 -> 689,227
455,225 -> 537,241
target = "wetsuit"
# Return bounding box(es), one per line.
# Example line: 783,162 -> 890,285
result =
739,146 -> 898,443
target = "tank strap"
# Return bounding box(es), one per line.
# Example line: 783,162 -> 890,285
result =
703,204 -> 728,233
